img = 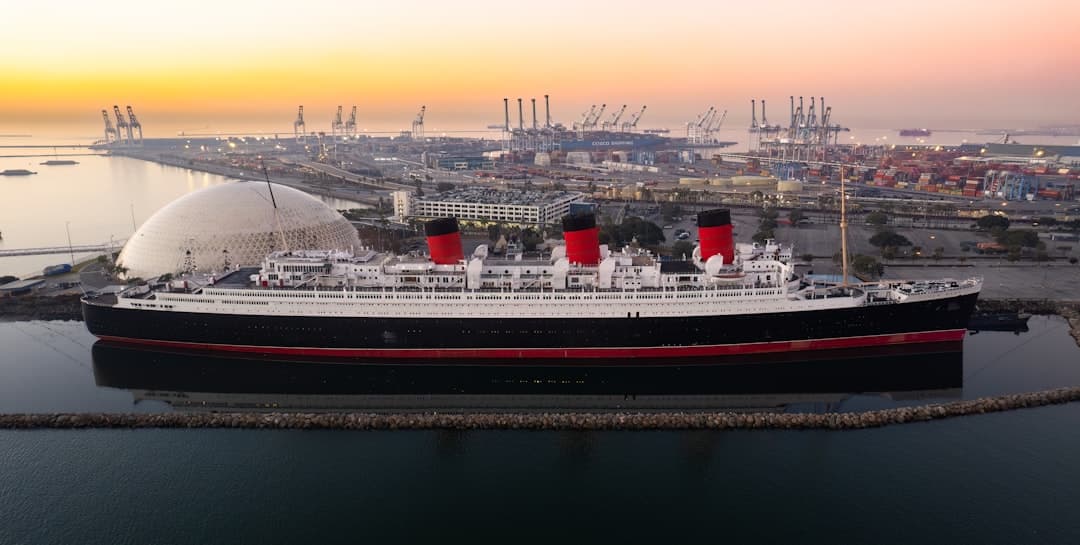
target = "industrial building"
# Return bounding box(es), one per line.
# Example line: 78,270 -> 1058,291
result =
393,188 -> 584,225
431,155 -> 494,171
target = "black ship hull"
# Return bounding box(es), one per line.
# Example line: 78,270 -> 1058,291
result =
82,292 -> 979,363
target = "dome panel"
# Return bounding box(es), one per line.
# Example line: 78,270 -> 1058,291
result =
118,182 -> 361,278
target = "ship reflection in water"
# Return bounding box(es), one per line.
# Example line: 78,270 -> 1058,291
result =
91,341 -> 964,414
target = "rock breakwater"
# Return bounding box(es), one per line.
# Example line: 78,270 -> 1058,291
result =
0,294 -> 82,321
979,298 -> 1080,346
3,387 -> 1079,431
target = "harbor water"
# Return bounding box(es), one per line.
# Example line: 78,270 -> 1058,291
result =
2,318 -> 1080,543
3,149 -> 1080,543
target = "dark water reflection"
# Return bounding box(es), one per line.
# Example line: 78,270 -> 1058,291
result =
89,340 -> 965,414
2,316 -> 1078,415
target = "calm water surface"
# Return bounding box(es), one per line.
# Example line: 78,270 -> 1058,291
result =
2,318 -> 1080,543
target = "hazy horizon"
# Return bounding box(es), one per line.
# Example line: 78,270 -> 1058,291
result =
3,0 -> 1078,137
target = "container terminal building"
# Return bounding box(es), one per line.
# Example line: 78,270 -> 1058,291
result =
393,188 -> 584,226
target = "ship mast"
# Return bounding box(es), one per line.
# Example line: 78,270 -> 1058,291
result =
840,164 -> 849,287
263,166 -> 290,252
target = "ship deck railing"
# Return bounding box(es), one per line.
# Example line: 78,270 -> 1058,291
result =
194,282 -> 793,296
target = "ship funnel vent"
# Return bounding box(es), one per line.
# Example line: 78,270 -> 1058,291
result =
698,209 -> 734,264
424,217 -> 464,265
561,212 -> 600,266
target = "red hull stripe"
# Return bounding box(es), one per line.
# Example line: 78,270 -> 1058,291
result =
97,330 -> 967,359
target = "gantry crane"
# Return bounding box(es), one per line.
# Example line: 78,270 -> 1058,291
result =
294,105 -> 306,143
622,105 -> 646,132
411,105 -> 425,139
125,106 -> 143,144
346,106 -> 357,137
112,105 -> 129,145
602,104 -> 627,131
101,109 -> 118,144
332,106 -> 345,140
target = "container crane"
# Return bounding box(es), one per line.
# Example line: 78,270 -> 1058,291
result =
294,105 -> 306,143
346,106 -> 357,137
575,105 -> 596,131
332,106 -> 345,139
125,106 -> 143,144
101,109 -> 118,144
586,104 -> 607,130
622,105 -> 646,132
602,104 -> 627,131
411,105 -> 426,139
112,105 -> 129,145
707,109 -> 727,132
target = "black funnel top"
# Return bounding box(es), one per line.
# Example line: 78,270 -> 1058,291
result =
424,217 -> 460,237
562,212 -> 596,232
697,209 -> 731,228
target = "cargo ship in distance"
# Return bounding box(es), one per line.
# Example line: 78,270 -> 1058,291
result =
898,128 -> 932,137
82,209 -> 982,363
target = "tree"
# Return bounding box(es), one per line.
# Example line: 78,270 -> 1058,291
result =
976,215 -> 1010,231
880,246 -> 898,260
752,229 -> 775,244
413,179 -> 424,197
520,228 -> 542,251
800,253 -> 814,263
671,240 -> 695,259
757,208 -> 779,220
788,209 -> 806,225
599,217 -> 666,248
869,230 -> 912,248
661,202 -> 684,222
436,181 -> 455,193
487,223 -> 501,243
851,255 -> 884,279
865,210 -> 888,227
996,229 -> 1040,248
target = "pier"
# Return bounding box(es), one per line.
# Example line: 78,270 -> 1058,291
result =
0,241 -> 124,258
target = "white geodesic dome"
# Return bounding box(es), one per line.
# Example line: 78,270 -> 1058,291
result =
117,182 -> 361,279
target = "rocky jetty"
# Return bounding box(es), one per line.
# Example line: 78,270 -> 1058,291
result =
979,298 -> 1080,346
0,294 -> 83,321
3,387 -> 1079,431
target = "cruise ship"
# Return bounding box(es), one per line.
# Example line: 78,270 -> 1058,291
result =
82,209 -> 982,362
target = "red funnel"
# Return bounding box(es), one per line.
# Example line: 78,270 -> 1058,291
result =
424,217 -> 464,265
698,209 -> 734,264
562,213 -> 600,266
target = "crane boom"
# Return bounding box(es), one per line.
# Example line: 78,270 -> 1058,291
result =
606,104 -> 627,129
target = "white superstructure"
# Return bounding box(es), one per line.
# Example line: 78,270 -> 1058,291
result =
116,240 -> 981,321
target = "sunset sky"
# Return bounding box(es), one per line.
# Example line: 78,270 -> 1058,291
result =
2,0 -> 1078,136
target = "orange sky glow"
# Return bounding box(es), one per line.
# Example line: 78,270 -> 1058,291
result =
2,0 -> 1078,136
